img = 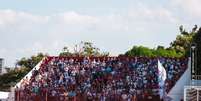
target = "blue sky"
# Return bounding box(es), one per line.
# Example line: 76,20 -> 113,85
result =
0,0 -> 200,67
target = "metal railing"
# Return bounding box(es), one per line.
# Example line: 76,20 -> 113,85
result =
15,89 -> 161,101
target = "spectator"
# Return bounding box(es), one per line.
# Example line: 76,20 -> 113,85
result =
16,56 -> 188,101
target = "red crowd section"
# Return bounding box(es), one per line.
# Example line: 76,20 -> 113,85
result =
15,56 -> 188,101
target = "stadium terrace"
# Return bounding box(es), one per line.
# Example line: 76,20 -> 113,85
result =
15,56 -> 188,101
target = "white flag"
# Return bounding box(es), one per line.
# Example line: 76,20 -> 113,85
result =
158,60 -> 167,99
158,60 -> 167,84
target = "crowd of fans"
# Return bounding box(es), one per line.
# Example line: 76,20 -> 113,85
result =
15,56 -> 188,101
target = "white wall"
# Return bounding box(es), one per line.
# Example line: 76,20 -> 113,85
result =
0,91 -> 9,101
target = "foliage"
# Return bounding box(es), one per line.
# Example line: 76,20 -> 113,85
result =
124,45 -> 182,57
169,25 -> 201,75
125,46 -> 154,57
17,53 -> 47,69
59,41 -> 109,57
0,53 -> 47,91
0,67 -> 30,91
170,25 -> 198,56
59,46 -> 72,56
124,25 -> 199,58
193,27 -> 201,75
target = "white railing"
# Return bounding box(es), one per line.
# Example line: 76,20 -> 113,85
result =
184,86 -> 201,101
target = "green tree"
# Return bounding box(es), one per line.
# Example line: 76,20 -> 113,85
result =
125,46 -> 154,57
193,27 -> 201,75
0,67 -> 30,91
0,53 -> 47,91
59,46 -> 72,56
170,25 -> 198,56
82,42 -> 100,56
124,25 -> 199,58
60,41 -> 109,57
17,53 -> 47,69
124,45 -> 182,57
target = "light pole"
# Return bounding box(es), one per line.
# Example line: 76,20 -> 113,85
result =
190,43 -> 197,84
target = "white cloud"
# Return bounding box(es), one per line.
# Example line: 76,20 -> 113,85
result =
0,7 -> 178,33
0,9 -> 49,28
0,49 -> 6,56
0,7 -> 180,67
0,10 -> 16,26
56,11 -> 99,25
127,3 -> 178,23
172,0 -> 201,17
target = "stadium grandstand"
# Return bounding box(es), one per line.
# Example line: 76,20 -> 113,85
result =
13,56 -> 189,101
